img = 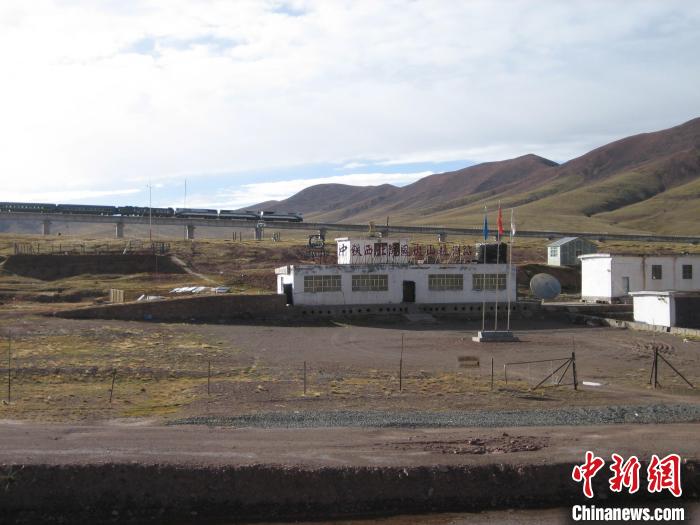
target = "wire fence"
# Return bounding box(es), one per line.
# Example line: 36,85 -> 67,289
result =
503,354 -> 578,390
3,330 -> 696,416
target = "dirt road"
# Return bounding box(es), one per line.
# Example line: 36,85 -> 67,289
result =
1,420 -> 698,524
1,419 -> 698,467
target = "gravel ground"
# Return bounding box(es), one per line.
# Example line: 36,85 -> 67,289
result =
170,403 -> 700,428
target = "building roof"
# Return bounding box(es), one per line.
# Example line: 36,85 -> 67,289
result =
547,237 -> 579,247
580,253 -> 700,260
275,263 -> 510,273
335,236 -> 407,242
630,291 -> 700,298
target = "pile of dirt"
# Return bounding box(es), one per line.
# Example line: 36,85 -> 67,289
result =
3,254 -> 185,281
172,243 -> 336,275
385,433 -> 549,455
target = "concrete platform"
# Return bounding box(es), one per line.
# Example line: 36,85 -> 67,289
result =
472,330 -> 519,342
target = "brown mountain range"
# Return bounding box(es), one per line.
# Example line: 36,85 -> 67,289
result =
257,117 -> 700,234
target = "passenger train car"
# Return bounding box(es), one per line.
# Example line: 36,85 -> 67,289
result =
174,208 -> 219,219
0,202 -> 303,222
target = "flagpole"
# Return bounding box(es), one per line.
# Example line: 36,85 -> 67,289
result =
481,205 -> 488,332
494,201 -> 501,331
507,208 -> 515,331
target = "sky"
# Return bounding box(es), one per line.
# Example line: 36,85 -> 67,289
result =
1,0 -> 699,209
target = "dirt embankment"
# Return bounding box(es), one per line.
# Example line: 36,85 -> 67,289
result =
170,242 -> 337,291
518,264 -> 580,294
56,293 -> 289,322
3,255 -> 185,280
4,460 -> 698,524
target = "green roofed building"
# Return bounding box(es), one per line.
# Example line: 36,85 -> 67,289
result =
547,237 -> 597,267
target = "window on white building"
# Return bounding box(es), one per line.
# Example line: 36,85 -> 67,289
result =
472,274 -> 507,290
352,274 -> 388,292
303,274 -> 341,293
549,247 -> 558,257
651,265 -> 663,280
428,274 -> 463,291
682,265 -> 693,279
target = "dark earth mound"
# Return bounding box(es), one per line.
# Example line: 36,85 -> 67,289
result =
3,254 -> 185,280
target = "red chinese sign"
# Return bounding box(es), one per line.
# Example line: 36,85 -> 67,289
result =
572,451 -> 606,499
572,451 -> 682,498
338,240 -> 475,264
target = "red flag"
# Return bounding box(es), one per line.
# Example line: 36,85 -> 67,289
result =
497,203 -> 504,241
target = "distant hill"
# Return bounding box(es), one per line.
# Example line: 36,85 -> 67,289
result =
256,117 -> 700,234
252,183 -> 401,221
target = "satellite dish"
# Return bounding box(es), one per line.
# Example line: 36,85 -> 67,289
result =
530,273 -> 561,300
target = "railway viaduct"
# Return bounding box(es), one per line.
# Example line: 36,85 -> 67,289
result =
1,211 -> 699,244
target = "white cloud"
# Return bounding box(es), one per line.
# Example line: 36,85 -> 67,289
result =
0,1 -> 698,198
338,161 -> 369,170
0,188 -> 141,203
188,171 -> 432,208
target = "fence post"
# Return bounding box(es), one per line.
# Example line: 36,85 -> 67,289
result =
491,357 -> 494,390
109,369 -> 116,404
654,348 -> 659,389
571,352 -> 578,390
7,331 -> 11,404
207,360 -> 211,396
303,361 -> 307,395
503,364 -> 508,385
399,334 -> 404,392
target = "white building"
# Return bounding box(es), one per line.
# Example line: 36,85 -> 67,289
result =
276,236 -> 516,307
630,291 -> 700,328
580,253 -> 700,303
547,237 -> 597,266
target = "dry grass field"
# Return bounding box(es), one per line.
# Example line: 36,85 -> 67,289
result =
0,232 -> 699,423
1,309 -> 699,422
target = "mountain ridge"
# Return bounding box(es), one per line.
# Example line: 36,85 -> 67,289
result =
253,117 -> 700,234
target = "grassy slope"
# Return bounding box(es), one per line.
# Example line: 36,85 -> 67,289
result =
596,177 -> 700,234
308,159 -> 700,234
306,119 -> 700,234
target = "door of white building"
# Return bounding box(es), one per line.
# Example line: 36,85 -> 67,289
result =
402,281 -> 415,303
622,276 -> 630,294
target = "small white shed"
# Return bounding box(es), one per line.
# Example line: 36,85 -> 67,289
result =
630,291 -> 700,328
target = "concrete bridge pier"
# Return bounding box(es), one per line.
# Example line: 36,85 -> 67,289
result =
438,232 -> 447,243
42,220 -> 51,236
186,224 -> 195,240
115,222 -> 124,238
254,223 -> 264,241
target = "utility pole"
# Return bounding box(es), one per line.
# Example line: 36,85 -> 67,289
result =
7,330 -> 11,403
183,179 -> 188,240
147,183 -> 153,244
399,333 -> 404,392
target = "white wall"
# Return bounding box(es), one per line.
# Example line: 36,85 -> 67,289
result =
672,257 -> 700,291
583,255 -> 700,301
581,257 -> 612,300
547,247 -> 560,266
610,257 -> 644,298
632,295 -> 675,327
336,238 -> 409,265
278,264 -> 516,306
277,273 -> 293,294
